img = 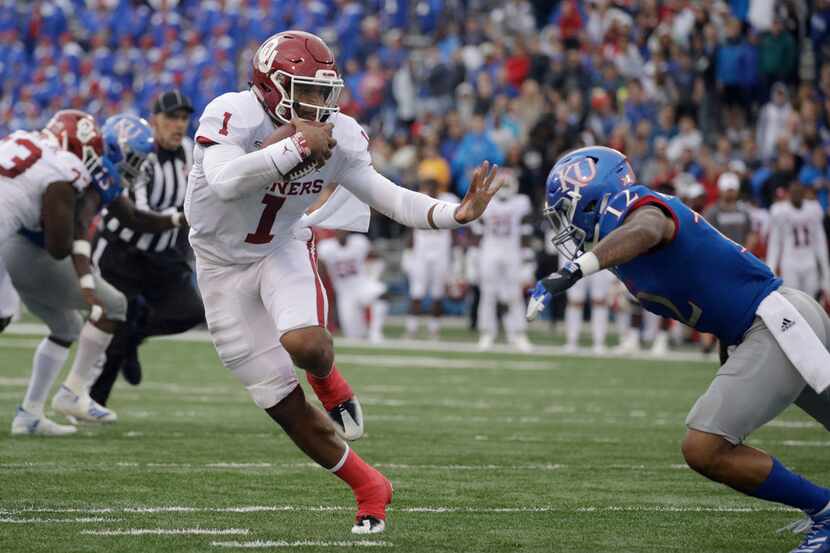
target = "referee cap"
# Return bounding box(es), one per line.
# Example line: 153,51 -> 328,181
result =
153,90 -> 194,115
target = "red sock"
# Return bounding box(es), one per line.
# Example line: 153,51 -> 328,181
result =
306,365 -> 353,411
331,448 -> 392,520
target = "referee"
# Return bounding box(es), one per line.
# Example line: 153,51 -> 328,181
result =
90,90 -> 205,406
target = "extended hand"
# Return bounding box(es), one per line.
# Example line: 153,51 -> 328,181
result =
453,161 -> 502,224
525,262 -> 584,321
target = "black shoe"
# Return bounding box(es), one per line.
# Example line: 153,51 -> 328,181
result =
351,516 -> 386,534
90,355 -> 122,406
327,397 -> 364,441
121,336 -> 143,386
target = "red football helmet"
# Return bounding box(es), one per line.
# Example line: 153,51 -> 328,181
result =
250,30 -> 344,124
44,109 -> 105,178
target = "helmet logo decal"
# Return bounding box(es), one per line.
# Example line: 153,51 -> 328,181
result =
256,37 -> 281,73
560,157 -> 597,190
113,118 -> 140,143
75,117 -> 96,144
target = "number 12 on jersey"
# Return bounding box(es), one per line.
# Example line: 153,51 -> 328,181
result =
245,195 -> 285,244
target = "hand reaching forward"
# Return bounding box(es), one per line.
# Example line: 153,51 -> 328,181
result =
453,161 -> 503,224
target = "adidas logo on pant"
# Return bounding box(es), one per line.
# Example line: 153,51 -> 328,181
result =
781,318 -> 795,332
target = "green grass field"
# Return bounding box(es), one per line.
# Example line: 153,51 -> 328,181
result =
1,332 -> 827,553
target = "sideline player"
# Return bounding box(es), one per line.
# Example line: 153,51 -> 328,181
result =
185,30 -> 502,533
404,179 -> 458,340
528,146 -> 830,553
767,181 -> 830,299
474,170 -> 532,352
317,230 -> 387,342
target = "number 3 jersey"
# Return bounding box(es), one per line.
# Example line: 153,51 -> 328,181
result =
0,131 -> 90,242
597,185 -> 781,345
185,89 -> 371,265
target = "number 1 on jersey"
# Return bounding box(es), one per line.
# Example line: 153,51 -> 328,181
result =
245,195 -> 285,244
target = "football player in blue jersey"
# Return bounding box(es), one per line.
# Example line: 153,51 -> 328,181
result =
527,146 -> 830,553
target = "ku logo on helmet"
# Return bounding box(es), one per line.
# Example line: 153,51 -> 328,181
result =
559,157 -> 597,190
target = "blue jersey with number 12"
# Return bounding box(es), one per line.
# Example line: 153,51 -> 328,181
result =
597,185 -> 781,345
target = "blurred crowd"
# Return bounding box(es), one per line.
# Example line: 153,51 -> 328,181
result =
4,0 -> 830,218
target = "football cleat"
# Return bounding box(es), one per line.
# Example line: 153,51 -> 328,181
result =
783,510 -> 830,553
477,333 -> 495,351
351,516 -> 386,535
613,332 -> 641,355
328,397 -> 364,441
11,406 -> 77,436
51,386 -> 118,423
510,334 -> 533,353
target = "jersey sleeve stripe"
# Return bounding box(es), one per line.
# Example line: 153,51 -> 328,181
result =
628,195 -> 680,243
307,239 -> 326,326
196,136 -> 218,146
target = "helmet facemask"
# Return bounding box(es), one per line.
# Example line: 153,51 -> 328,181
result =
272,70 -> 343,123
544,189 -> 586,260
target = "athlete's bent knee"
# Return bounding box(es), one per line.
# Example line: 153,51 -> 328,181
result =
681,430 -> 732,479
281,327 -> 333,374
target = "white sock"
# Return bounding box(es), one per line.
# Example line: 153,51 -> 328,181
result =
565,304 -> 581,347
591,305 -> 609,348
427,317 -> 440,336
405,315 -> 418,335
63,323 -> 113,395
369,300 -> 387,338
616,309 -> 631,340
643,311 -> 660,343
22,338 -> 70,417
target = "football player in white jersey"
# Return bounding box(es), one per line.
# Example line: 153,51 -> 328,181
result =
5,113 -> 183,436
404,179 -> 459,340
474,170 -> 533,352
767,182 -> 830,298
0,110 -> 107,435
185,30 -> 502,534
317,230 -> 387,342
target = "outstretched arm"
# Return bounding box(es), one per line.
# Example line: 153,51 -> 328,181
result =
527,206 -> 675,320
341,159 -> 502,229
107,195 -> 185,233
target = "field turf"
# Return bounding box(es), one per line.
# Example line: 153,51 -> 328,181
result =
1,331 -> 827,552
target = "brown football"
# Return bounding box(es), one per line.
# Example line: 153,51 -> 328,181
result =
261,123 -> 324,180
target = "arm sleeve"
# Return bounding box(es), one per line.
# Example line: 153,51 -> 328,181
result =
200,141 -> 300,201
132,165 -> 150,210
339,148 -> 462,230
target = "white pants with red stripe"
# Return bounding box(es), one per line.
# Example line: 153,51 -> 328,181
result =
195,237 -> 328,409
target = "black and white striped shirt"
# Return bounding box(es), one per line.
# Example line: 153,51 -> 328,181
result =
99,137 -> 193,254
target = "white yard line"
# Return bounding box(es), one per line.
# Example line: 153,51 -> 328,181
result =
5,504 -> 797,515
211,541 -> 392,548
335,354 -> 555,371
81,528 -> 250,536
3,323 -> 712,363
0,517 -> 122,524
0,461 -> 700,472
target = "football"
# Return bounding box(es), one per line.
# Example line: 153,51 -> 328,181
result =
262,122 -> 325,181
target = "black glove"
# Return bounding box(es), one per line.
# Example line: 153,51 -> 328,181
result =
541,261 -> 584,297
